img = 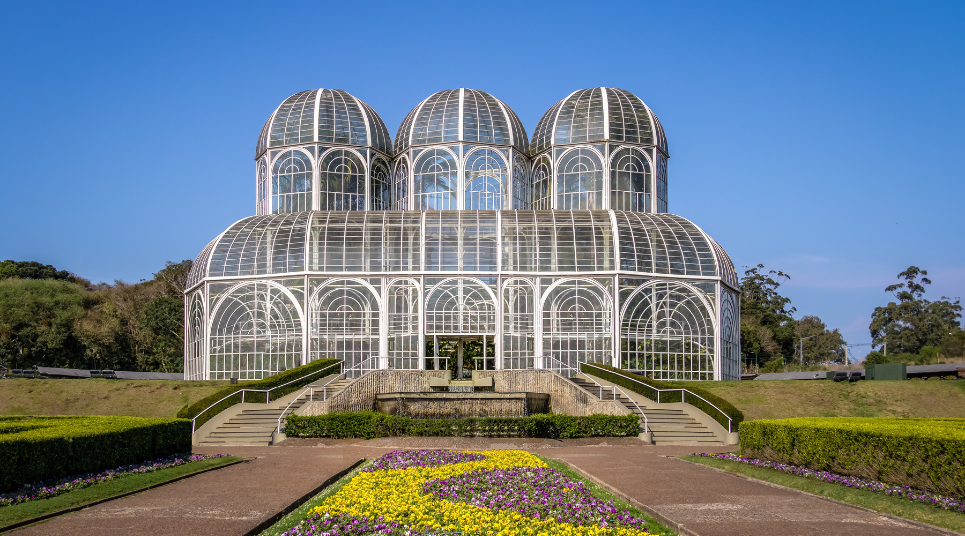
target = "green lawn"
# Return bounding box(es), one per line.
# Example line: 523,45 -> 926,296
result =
0,456 -> 244,530
688,379 -> 965,420
680,454 -> 965,534
0,378 -> 230,418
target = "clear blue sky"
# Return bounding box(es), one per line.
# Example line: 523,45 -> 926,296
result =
1,1 -> 962,359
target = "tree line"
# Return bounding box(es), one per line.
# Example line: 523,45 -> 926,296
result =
740,264 -> 963,371
0,260 -> 191,373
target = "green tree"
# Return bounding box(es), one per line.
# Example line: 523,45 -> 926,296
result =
740,264 -> 797,364
141,295 -> 184,373
869,266 -> 962,355
0,279 -> 87,369
794,315 -> 846,365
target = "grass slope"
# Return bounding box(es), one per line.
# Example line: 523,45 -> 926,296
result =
0,378 -> 230,418
688,380 -> 965,420
0,456 -> 244,529
680,454 -> 965,534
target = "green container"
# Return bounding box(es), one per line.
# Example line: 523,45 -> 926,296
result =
865,363 -> 907,381
826,371 -> 836,380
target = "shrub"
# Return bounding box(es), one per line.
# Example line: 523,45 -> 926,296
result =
739,417 -> 965,497
176,358 -> 340,429
285,412 -> 639,440
579,363 -> 743,431
0,415 -> 190,492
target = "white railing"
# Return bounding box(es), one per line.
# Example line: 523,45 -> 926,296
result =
578,373 -> 649,433
276,355 -> 381,433
191,361 -> 341,433
543,355 -> 579,377
581,362 -> 734,433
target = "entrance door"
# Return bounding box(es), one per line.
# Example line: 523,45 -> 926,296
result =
425,335 -> 495,378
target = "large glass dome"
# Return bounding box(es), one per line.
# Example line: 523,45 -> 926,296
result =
254,89 -> 393,215
530,88 -> 670,213
392,89 -> 531,211
394,89 -> 528,154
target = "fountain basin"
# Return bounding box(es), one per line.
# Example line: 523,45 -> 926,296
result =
375,392 -> 549,419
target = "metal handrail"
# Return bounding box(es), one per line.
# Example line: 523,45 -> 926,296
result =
581,362 -> 733,433
576,372 -> 649,433
276,371 -> 348,433
191,361 -> 341,433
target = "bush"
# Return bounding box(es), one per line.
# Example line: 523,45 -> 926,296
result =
285,412 -> 640,440
177,358 -> 341,429
739,417 -> 965,497
579,363 -> 743,431
0,415 -> 191,492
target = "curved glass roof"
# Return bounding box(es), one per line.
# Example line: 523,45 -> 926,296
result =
255,89 -> 392,158
189,210 -> 735,289
394,89 -> 528,155
531,87 -> 668,156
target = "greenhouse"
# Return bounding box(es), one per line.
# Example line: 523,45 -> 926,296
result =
185,87 -> 740,382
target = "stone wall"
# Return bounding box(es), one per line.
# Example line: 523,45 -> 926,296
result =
297,370 -> 627,417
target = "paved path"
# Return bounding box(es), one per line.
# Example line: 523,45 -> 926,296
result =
14,438 -> 952,536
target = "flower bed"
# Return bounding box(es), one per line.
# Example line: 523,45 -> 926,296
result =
695,453 -> 965,513
284,450 -> 650,536
0,453 -> 229,507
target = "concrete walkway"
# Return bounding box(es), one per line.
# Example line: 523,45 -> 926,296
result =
13,438 -> 953,536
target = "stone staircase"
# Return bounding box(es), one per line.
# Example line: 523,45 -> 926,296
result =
197,377 -> 354,447
570,376 -> 723,446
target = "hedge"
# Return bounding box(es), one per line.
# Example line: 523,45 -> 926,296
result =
579,363 -> 744,431
285,412 -> 640,439
177,358 -> 341,429
739,417 -> 965,498
0,415 -> 191,492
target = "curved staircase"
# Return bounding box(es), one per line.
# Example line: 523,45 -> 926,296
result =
197,377 -> 353,447
570,375 -> 724,446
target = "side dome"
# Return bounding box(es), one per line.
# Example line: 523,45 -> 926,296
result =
255,89 -> 392,157
393,88 -> 528,155
530,87 -> 667,156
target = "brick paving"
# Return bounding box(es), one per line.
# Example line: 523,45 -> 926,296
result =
12,438 -> 952,536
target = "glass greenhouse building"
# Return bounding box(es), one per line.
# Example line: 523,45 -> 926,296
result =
184,87 -> 740,382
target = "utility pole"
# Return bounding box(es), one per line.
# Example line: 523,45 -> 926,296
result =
799,335 -> 819,365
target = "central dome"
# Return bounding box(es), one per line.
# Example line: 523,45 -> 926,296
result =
394,89 -> 528,154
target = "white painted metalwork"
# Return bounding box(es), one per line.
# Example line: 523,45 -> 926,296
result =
188,87 -> 739,382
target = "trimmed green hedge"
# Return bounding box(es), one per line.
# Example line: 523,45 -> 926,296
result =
0,415 -> 190,492
579,363 -> 744,430
739,417 -> 965,497
177,358 -> 341,429
285,412 -> 640,439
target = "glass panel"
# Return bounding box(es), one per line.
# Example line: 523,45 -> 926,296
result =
464,148 -> 507,210
387,279 -> 420,369
272,149 -> 312,213
542,279 -> 611,372
269,90 -> 315,147
512,154 -> 532,209
621,281 -> 714,381
503,279 -> 535,370
319,149 -> 365,211
425,279 -> 496,334
610,147 -> 651,212
209,282 -> 302,380
414,148 -> 458,210
370,158 -> 391,211
556,148 -> 603,210
309,279 -> 379,371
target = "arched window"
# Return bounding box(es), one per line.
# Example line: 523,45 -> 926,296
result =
257,158 -> 268,215
503,280 -> 535,370
309,280 -> 379,372
720,288 -> 739,380
621,281 -> 714,381
464,148 -> 507,210
393,158 -> 409,210
512,154 -> 532,209
319,149 -> 365,211
414,149 -> 457,210
370,158 -> 391,211
185,291 -> 205,380
272,150 -> 312,213
387,279 -> 420,370
532,156 -> 552,210
209,282 -> 302,380
556,148 -> 603,210
610,147 -> 651,212
426,279 -> 496,334
542,279 -> 611,373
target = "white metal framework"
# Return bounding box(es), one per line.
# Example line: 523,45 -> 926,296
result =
186,86 -> 739,381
